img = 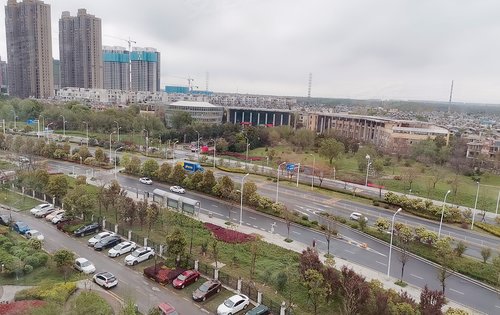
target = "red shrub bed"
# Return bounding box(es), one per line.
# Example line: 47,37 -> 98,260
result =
0,300 -> 45,315
144,263 -> 185,284
204,222 -> 255,244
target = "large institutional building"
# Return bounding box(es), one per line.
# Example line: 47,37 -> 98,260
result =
59,9 -> 103,89
5,0 -> 54,98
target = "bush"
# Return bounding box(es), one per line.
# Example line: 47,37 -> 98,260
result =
475,222 -> 500,237
15,282 -> 77,305
23,264 -> 33,274
204,223 -> 255,244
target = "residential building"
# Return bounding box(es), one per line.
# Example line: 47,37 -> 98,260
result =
164,101 -> 224,126
5,0 -> 54,99
59,9 -> 103,89
103,46 -> 129,90
130,47 -> 160,92
55,87 -> 168,105
53,59 -> 61,90
466,138 -> 500,160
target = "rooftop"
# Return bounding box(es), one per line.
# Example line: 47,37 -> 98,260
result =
169,101 -> 221,108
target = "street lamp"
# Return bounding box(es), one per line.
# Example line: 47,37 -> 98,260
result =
60,115 -> 66,136
114,121 -> 120,142
82,121 -> 89,147
309,154 -> 315,190
195,130 -> 200,160
210,138 -> 216,169
114,147 -> 123,179
365,154 -> 371,186
275,162 -> 287,203
296,163 -> 301,187
39,114 -> 45,137
387,208 -> 402,277
471,181 -> 480,230
11,110 -> 17,130
142,129 -> 149,153
172,140 -> 179,162
240,173 -> 250,226
109,131 -> 116,162
46,122 -> 54,140
438,190 -> 452,238
244,136 -> 250,162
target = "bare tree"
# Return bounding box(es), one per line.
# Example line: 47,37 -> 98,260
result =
324,221 -> 337,257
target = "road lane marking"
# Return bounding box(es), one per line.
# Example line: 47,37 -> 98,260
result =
292,231 -> 301,235
253,225 -> 258,228
449,288 -> 464,295
495,305 -> 500,309
249,216 -> 257,220
201,309 -> 210,314
344,249 -> 355,254
212,205 -> 219,208
375,261 -> 386,266
410,274 -> 423,280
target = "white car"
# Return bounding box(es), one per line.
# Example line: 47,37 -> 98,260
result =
74,257 -> 96,274
349,212 -> 368,222
93,271 -> 118,289
88,231 -> 115,247
170,186 -> 185,194
51,212 -> 66,224
30,203 -> 53,216
139,177 -> 153,185
34,206 -> 56,218
108,241 -> 137,258
25,229 -> 44,241
45,210 -> 64,222
124,247 -> 155,265
217,294 -> 250,315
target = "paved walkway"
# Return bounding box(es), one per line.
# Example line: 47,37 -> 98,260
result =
0,285 -> 33,303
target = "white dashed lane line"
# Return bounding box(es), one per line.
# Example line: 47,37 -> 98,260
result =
410,274 -> 423,280
449,288 -> 464,295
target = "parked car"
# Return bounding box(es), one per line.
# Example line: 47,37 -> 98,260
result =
349,212 -> 368,222
74,222 -> 100,237
13,221 -> 30,234
94,235 -> 122,251
34,206 -> 56,218
172,269 -> 201,289
124,247 -> 155,265
88,231 -> 115,246
158,303 -> 178,315
45,210 -> 64,222
93,271 -> 118,289
169,186 -> 185,194
74,257 -> 96,274
29,203 -> 53,216
139,177 -> 153,185
52,213 -> 68,224
217,294 -> 250,315
245,304 -> 271,315
108,241 -> 137,258
192,279 -> 222,302
25,229 -> 44,241
0,214 -> 11,226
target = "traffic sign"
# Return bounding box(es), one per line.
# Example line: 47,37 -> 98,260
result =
286,163 -> 295,172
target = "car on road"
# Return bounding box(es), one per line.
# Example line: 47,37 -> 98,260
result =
74,222 -> 101,237
94,235 -> 122,251
349,212 -> 368,222
74,257 -> 96,274
172,269 -> 201,289
192,279 -> 222,302
245,304 -> 271,315
0,214 -> 11,226
29,203 -> 54,216
217,294 -> 250,315
158,303 -> 178,315
45,210 -> 64,222
108,241 -> 137,258
34,206 -> 56,218
88,231 -> 115,247
139,177 -> 153,185
169,186 -> 185,194
124,246 -> 155,265
93,271 -> 118,289
25,229 -> 44,241
13,221 -> 30,234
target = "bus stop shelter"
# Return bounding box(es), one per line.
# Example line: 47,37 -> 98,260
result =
152,188 -> 201,215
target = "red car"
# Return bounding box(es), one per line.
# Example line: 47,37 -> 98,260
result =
172,269 -> 201,289
158,303 -> 178,315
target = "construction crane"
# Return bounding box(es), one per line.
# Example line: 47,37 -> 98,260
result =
167,75 -> 198,92
104,34 -> 136,90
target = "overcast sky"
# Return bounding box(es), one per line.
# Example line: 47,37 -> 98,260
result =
1,0 -> 500,104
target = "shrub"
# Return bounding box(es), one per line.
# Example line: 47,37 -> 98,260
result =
475,222 -> 500,237
204,222 -> 255,244
15,282 -> 77,305
23,264 -> 33,274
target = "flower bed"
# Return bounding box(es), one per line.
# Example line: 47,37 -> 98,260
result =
0,300 -> 45,314
204,222 -> 255,244
143,262 -> 185,285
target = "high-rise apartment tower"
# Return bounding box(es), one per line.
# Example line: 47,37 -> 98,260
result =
130,47 -> 160,92
59,9 -> 103,89
5,0 -> 54,98
103,46 -> 130,90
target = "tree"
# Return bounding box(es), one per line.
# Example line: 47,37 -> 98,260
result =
125,156 -> 141,174
142,159 -> 159,178
119,196 -> 137,226
282,205 -> 293,241
454,241 -> 467,257
215,138 -> 229,153
291,129 -> 315,151
303,269 -> 327,315
419,285 -> 446,315
199,169 -> 216,193
69,291 -> 113,315
136,199 -> 148,228
53,249 -> 75,281
46,175 -> 69,199
212,175 -> 234,198
169,164 -> 186,185
334,266 -> 370,315
94,148 -> 106,163
242,181 -> 258,204
212,240 -> 219,269
146,204 -> 160,238
166,228 -> 187,266
403,167 -> 419,191
156,162 -> 172,182
324,221 -> 337,257
355,146 -> 378,172
299,247 -> 322,280
171,111 -> 193,129
249,241 -> 259,280
480,247 -> 491,263
435,237 -> 454,293
64,186 -> 96,220
318,138 -> 345,164
396,224 -> 413,282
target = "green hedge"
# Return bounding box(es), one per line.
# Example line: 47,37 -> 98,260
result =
475,222 -> 500,237
15,282 -> 77,305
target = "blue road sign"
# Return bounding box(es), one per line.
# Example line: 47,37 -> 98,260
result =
27,119 -> 35,125
286,163 -> 295,172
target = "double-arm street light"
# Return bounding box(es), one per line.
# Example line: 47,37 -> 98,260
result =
82,121 -> 89,147
210,138 -> 216,169
172,140 -> 179,162
309,154 -> 316,190
240,173 -> 250,226
275,162 -> 287,203
114,121 -> 121,142
438,190 -> 452,238
244,136 -> 250,163
114,147 -> 123,179
60,115 -> 66,136
387,208 -> 402,277
365,154 -> 372,186
471,181 -> 480,230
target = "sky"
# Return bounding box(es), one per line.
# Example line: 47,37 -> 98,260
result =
1,0 -> 500,104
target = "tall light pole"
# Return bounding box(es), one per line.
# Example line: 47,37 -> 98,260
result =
114,147 -> 123,179
82,121 -> 89,147
495,190 -> 500,216
172,140 -> 179,162
471,181 -> 480,230
46,122 -> 54,141
210,138 -> 216,169
438,190 -> 452,238
365,154 -> 371,186
114,121 -> 120,142
109,131 -> 116,163
387,208 -> 402,277
60,115 -> 66,136
39,114 -> 44,137
275,162 -> 287,203
195,130 -> 200,161
309,154 -> 315,190
240,173 -> 250,226
245,136 -> 250,163
11,110 -> 17,130
296,163 -> 301,187
142,129 -> 149,154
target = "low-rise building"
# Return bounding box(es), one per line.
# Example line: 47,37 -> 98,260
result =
164,101 -> 224,126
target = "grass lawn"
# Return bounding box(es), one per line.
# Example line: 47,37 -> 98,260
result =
0,189 -> 41,211
55,130 -> 151,147
0,160 -> 15,170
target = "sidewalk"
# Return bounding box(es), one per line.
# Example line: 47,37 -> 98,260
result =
0,285 -> 33,303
